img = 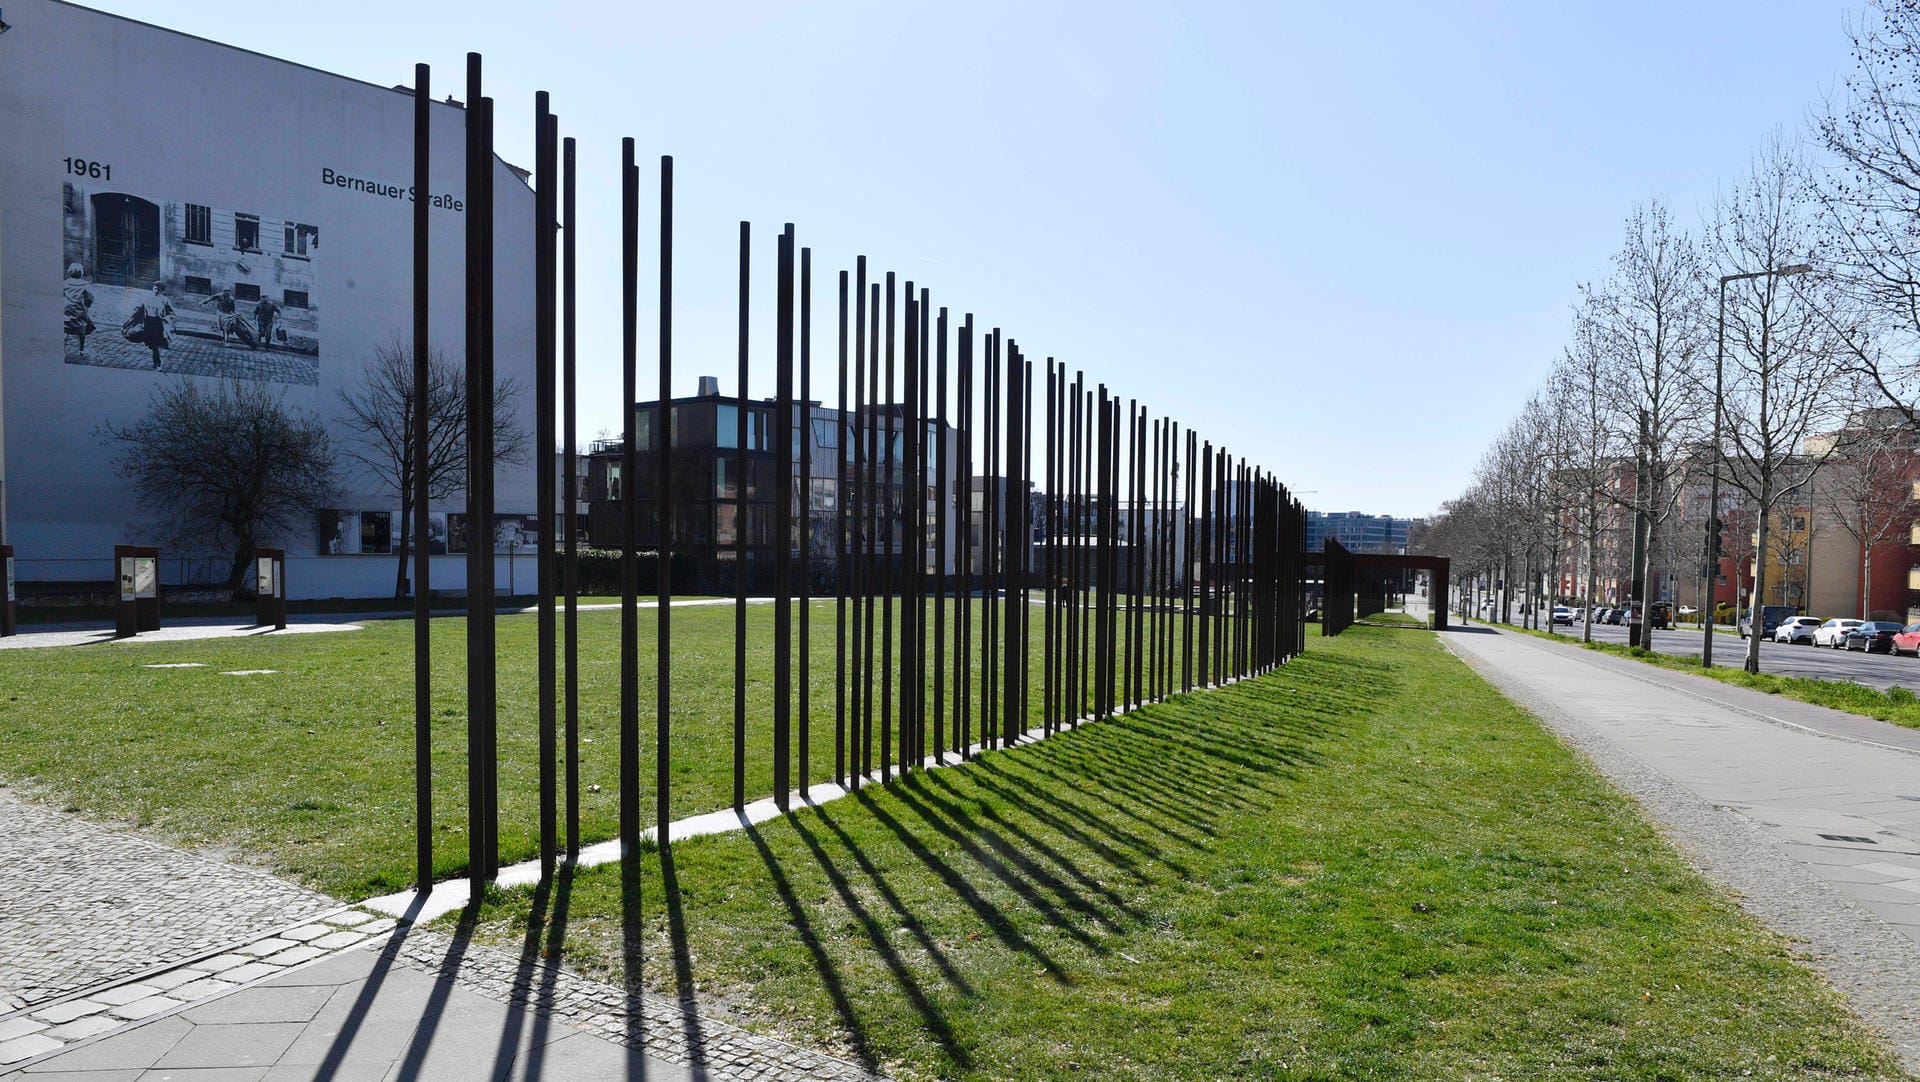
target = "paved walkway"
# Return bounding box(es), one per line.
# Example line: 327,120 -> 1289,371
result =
0,790 -> 876,1079
1445,625 -> 1920,1072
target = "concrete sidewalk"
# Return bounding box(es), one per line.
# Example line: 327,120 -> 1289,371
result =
1446,625 -> 1920,1072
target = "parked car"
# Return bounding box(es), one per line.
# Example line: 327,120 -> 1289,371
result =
1551,606 -> 1573,626
1739,605 -> 1799,639
1814,618 -> 1865,648
1844,621 -> 1905,653
1894,622 -> 1920,657
1774,616 -> 1823,645
1601,608 -> 1621,625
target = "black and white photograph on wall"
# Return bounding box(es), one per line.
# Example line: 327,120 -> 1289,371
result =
63,182 -> 320,385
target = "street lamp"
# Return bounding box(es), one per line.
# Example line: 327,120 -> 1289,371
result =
1703,262 -> 1812,671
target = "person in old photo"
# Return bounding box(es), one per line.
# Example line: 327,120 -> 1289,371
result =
62,262 -> 95,354
253,293 -> 281,351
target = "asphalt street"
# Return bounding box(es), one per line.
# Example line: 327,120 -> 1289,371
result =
1531,618 -> 1920,692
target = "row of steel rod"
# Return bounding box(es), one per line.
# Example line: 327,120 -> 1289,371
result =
409,64 -> 1308,895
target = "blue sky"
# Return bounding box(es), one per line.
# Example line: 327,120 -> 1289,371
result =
81,0 -> 1863,518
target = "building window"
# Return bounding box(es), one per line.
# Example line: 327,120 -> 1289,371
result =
234,213 -> 261,253
318,510 -> 358,555
183,275 -> 213,296
234,283 -> 261,303
283,289 -> 310,309
184,204 -> 212,246
360,511 -> 393,554
284,222 -> 318,258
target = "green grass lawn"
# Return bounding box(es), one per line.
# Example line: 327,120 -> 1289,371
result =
449,623 -> 1906,1081
0,598 -> 1212,898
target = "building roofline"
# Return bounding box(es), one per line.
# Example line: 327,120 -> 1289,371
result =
39,1 -> 532,187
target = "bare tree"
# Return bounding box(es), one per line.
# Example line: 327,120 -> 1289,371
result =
1711,137 -> 1849,671
1583,200 -> 1711,649
338,339 -> 530,597
1815,0 -> 1920,427
106,379 -> 338,596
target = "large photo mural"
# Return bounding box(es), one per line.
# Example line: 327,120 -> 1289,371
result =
61,182 -> 321,385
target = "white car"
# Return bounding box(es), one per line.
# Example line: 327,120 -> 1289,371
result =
1551,606 -> 1573,625
1813,618 -> 1864,648
1773,616 -> 1822,645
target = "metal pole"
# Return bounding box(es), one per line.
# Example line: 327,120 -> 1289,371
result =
533,93 -> 557,881
618,137 -> 639,860
835,270 -> 849,787
1703,275 -> 1726,668
732,223 -> 749,811
410,61 -> 432,893
774,226 -> 794,810
799,246 -> 813,792
561,134 -> 579,860
656,155 -> 674,839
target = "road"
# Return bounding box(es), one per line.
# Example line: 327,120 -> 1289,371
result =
1535,618 -> 1920,692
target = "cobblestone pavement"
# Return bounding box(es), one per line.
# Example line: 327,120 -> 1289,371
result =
1447,626 -> 1920,1073
382,926 -> 879,1080
0,788 -> 332,1009
2,907 -> 878,1079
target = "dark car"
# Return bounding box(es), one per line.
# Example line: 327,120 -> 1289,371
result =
1894,622 -> 1920,657
1844,621 -> 1905,653
1601,608 -> 1622,625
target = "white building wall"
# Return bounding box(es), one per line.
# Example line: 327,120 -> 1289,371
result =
0,0 -> 538,600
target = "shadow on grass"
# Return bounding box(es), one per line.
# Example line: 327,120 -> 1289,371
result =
741,817 -> 894,1072
656,843 -> 711,1081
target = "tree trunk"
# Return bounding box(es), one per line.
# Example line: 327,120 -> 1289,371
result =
394,497 -> 413,599
227,538 -> 257,599
1746,484 -> 1772,674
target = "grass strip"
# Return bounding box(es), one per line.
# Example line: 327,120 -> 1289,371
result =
0,599 -> 1189,898
450,624 -> 1904,1080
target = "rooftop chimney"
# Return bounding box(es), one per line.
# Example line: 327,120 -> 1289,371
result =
698,375 -> 720,397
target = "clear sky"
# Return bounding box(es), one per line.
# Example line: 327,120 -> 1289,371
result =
78,0 -> 1865,519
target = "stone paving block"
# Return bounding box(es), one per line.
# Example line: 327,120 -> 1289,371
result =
90,984 -> 161,1007
105,993 -> 182,1021
0,1032 -> 64,1064
152,1021 -> 304,1069
308,931 -> 365,951
236,938 -> 297,957
170,978 -> 239,1002
181,985 -> 333,1026
32,998 -> 107,1023
0,1015 -> 48,1041
43,1013 -> 123,1041
189,954 -> 254,974
359,919 -> 397,935
219,963 -> 284,984
16,1015 -> 189,1071
280,926 -> 331,943
320,910 -> 374,927
142,968 -> 209,991
265,945 -> 328,967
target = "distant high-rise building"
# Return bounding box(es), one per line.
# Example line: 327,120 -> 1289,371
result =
1306,510 -> 1413,554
